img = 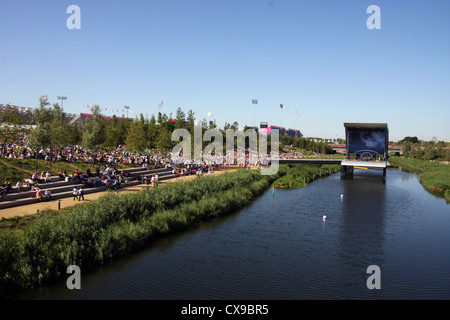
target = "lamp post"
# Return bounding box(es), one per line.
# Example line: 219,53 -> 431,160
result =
252,99 -> 258,128
124,106 -> 130,119
57,96 -> 67,111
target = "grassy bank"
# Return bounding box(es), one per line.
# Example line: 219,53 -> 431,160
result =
273,164 -> 341,189
388,157 -> 450,203
0,169 -> 282,298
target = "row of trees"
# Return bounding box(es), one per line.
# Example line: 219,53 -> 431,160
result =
399,137 -> 450,161
280,135 -> 334,154
1,95 -> 336,156
0,104 -> 33,144
23,97 -> 200,153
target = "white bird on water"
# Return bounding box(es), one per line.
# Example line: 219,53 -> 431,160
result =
323,215 -> 327,220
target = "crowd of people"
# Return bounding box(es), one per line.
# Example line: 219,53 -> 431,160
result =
1,137 -> 312,168
0,140 -> 173,167
0,133 -> 320,202
0,163 -> 145,202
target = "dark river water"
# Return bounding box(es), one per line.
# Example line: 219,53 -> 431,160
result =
21,169 -> 450,300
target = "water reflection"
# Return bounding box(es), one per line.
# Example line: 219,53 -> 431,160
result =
339,170 -> 387,297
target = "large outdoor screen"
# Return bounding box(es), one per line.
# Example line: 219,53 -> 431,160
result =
347,128 -> 388,159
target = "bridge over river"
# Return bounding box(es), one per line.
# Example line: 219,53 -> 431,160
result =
277,158 -> 392,179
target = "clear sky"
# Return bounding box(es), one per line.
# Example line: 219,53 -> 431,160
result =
1,0 -> 449,141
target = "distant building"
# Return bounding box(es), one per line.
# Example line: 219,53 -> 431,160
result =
0,104 -> 34,116
388,143 -> 402,155
331,144 -> 346,154
0,104 -> 78,125
259,124 -> 302,137
0,104 -> 34,125
69,113 -> 131,125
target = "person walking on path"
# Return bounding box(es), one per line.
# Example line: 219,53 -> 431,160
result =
151,176 -> 156,187
78,187 -> 85,201
72,187 -> 78,201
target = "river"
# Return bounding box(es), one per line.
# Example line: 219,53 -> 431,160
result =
21,169 -> 450,300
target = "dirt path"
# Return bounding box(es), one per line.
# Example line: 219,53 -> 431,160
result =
0,169 -> 237,219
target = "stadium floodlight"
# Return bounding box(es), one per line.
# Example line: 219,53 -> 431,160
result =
57,96 -> 67,111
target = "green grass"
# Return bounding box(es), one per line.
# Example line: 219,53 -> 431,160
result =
0,169 -> 282,298
272,164 -> 341,189
311,154 -> 346,159
388,156 -> 450,202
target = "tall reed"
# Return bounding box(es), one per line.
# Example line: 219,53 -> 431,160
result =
0,169 -> 281,298
388,157 -> 450,202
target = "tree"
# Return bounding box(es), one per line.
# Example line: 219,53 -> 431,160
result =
106,115 -> 130,148
82,105 -> 106,151
175,107 -> 186,129
187,110 -> 195,127
157,112 -> 163,125
156,127 -> 173,150
224,121 -> 238,131
68,122 -> 83,146
50,103 -> 71,151
208,119 -> 217,129
27,96 -> 53,169
400,136 -> 419,144
24,109 -> 33,126
125,118 -> 146,151
146,114 -> 158,148
0,104 -> 25,143
0,104 -> 23,126
402,141 -> 412,156
423,144 -> 437,160
28,96 -> 53,149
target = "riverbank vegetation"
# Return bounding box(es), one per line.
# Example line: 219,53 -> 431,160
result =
0,169 -> 283,298
397,136 -> 450,161
279,135 -> 334,155
388,156 -> 450,202
273,164 -> 341,189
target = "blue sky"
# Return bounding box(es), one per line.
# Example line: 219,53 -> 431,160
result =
1,0 -> 449,141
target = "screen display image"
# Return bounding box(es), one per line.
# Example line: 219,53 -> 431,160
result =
346,127 -> 388,160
